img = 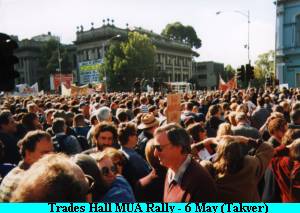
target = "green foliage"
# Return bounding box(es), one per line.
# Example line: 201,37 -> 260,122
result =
161,22 -> 202,49
224,64 -> 236,81
39,39 -> 73,74
101,32 -> 156,91
253,50 -> 275,87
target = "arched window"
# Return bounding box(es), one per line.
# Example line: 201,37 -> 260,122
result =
295,14 -> 300,46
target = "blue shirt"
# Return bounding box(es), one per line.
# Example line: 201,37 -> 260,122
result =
101,176 -> 135,202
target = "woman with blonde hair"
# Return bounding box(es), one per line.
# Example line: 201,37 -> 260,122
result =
216,123 -> 232,139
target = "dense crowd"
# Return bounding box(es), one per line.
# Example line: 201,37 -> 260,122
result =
0,87 -> 300,202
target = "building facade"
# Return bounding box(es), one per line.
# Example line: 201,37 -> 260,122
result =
74,24 -> 196,85
14,34 -> 77,91
276,0 -> 300,87
192,61 -> 224,89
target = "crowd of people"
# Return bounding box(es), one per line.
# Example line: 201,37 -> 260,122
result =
0,86 -> 300,202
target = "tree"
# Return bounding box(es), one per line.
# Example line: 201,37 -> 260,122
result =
101,32 -> 156,91
224,64 -> 236,81
161,22 -> 202,49
253,50 -> 275,87
39,39 -> 73,74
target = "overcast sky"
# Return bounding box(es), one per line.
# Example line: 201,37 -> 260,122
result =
0,0 -> 276,68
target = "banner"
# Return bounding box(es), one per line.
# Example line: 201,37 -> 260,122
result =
78,59 -> 102,85
70,84 -> 90,97
166,93 -> 181,124
50,73 -> 73,91
61,84 -> 71,96
14,83 -> 39,96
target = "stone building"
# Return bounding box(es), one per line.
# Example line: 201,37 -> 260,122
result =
276,0 -> 300,87
74,23 -> 197,85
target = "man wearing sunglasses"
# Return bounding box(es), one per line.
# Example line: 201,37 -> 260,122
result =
153,123 -> 217,202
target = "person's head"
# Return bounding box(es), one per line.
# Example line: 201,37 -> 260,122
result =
216,122 -> 232,138
214,137 -> 244,176
90,113 -> 99,126
235,112 -> 249,125
289,139 -> 300,162
145,139 -> 166,172
186,122 -> 206,143
0,110 -> 17,134
282,129 -> 300,146
256,97 -> 265,107
79,102 -> 90,116
291,110 -> 300,125
102,147 -> 126,175
268,118 -> 288,140
137,113 -> 159,134
95,106 -> 112,122
27,103 -> 39,114
45,109 -> 55,125
52,118 -> 66,134
11,153 -> 89,202
72,154 -> 108,201
207,104 -> 221,120
92,122 -> 117,151
18,130 -> 53,165
140,96 -> 148,105
91,152 -> 117,186
154,123 -> 191,170
73,113 -> 87,127
116,110 -> 129,123
22,112 -> 42,131
118,122 -> 138,148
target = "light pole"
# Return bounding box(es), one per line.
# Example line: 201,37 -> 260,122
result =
57,37 -> 63,92
102,34 -> 121,93
216,10 -> 251,64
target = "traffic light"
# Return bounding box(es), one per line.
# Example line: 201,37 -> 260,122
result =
0,33 -> 19,91
246,63 -> 255,80
237,65 -> 245,81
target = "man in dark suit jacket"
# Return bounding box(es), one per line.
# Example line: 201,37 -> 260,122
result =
153,123 -> 217,202
251,97 -> 270,130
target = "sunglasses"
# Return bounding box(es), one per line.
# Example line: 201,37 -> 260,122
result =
153,143 -> 171,152
100,165 -> 117,176
84,174 -> 95,194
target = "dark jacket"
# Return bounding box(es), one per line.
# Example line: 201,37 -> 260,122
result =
121,147 -> 151,189
135,168 -> 167,202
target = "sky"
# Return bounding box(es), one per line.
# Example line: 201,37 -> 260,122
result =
0,0 -> 276,68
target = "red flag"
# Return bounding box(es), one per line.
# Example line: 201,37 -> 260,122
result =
219,75 -> 228,92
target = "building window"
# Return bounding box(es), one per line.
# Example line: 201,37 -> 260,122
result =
296,14 -> 300,47
198,74 -> 207,79
198,65 -> 207,70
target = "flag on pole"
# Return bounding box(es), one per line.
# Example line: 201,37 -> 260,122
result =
218,75 -> 236,92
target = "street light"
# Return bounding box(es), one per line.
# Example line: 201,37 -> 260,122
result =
102,34 -> 121,93
216,10 -> 251,64
57,37 -> 63,92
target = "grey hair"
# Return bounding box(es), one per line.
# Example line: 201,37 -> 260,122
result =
155,123 -> 191,154
95,106 -> 111,122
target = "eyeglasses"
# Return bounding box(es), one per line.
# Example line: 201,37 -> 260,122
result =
100,165 -> 117,176
153,143 -> 171,152
84,174 -> 95,194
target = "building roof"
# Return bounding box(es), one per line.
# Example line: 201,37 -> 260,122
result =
75,24 -> 198,56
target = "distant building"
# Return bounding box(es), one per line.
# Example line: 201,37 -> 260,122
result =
192,61 -> 224,89
276,0 -> 300,87
74,23 -> 197,85
31,32 -> 60,42
14,33 -> 76,91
